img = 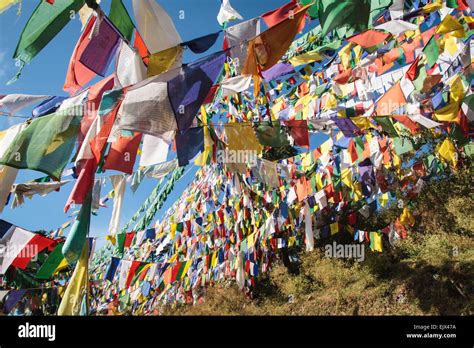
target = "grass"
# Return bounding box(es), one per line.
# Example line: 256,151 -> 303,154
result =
161,166 -> 474,315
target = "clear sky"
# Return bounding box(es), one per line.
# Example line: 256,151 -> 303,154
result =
0,0 -> 325,247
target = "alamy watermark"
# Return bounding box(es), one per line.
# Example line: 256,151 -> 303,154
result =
324,241 -> 365,262
0,242 -> 38,262
216,149 -> 258,167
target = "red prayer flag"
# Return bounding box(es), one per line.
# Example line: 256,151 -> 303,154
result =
64,99 -> 123,212
375,82 -> 406,116
125,261 -> 141,288
124,232 -> 136,248
261,0 -> 304,31
284,119 -> 309,148
11,234 -> 55,270
405,55 -> 421,81
76,76 -> 115,155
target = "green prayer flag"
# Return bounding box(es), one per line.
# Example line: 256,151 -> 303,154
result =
116,233 -> 126,255
36,242 -> 65,280
463,94 -> 474,111
109,0 -> 134,42
0,113 -> 81,180
393,137 -> 414,155
254,123 -> 290,148
412,64 -> 427,91
175,261 -> 189,282
369,0 -> 393,23
375,117 -> 399,137
423,36 -> 439,68
446,0 -> 458,8
354,137 -> 365,157
450,123 -> 468,145
130,263 -> 146,285
62,191 -> 92,264
11,0 -> 85,82
463,142 -> 474,157
318,0 -> 371,37
299,0 -> 319,18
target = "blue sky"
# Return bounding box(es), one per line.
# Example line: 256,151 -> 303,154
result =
0,0 -> 325,247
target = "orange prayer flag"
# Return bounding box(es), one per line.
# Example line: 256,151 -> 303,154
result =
313,148 -> 322,161
382,47 -> 401,65
361,141 -> 371,160
102,132 -> 143,175
421,26 -> 437,45
134,31 -> 150,65
375,82 -> 406,116
296,177 -> 308,202
347,29 -> 390,48
392,115 -> 420,134
243,5 -> 309,75
401,36 -> 422,63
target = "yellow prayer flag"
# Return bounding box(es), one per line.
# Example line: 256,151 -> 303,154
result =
371,232 -> 383,252
341,169 -> 353,188
444,36 -> 459,56
351,117 -> 374,131
301,152 -> 312,169
448,75 -> 467,103
422,0 -> 443,13
434,102 -> 459,122
380,193 -> 390,207
400,207 -> 415,227
330,222 -> 339,236
57,243 -> 89,315
437,138 -> 458,167
320,138 -> 333,154
323,93 -> 338,111
170,223 -> 177,240
147,46 -> 183,77
338,43 -> 352,69
211,251 -> 218,268
105,235 -> 116,245
289,50 -> 323,66
225,124 -> 263,152
53,258 -> 69,275
0,0 -> 18,14
436,14 -> 466,38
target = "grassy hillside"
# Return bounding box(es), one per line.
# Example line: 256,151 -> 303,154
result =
162,165 -> 474,315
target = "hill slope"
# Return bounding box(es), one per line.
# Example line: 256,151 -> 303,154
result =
162,165 -> 474,315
